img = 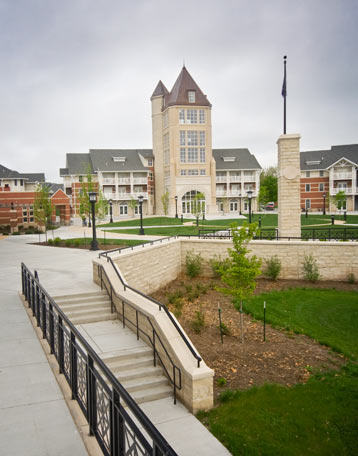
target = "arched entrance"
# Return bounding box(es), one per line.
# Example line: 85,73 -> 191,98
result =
181,190 -> 206,215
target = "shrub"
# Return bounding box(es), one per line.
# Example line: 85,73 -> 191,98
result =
48,238 -> 54,245
219,322 -> 231,336
185,250 -> 202,278
12,231 -> 20,235
73,239 -> 81,247
184,284 -> 193,294
263,256 -> 281,281
347,273 -> 356,284
53,237 -> 62,246
216,377 -> 227,387
167,291 -> 183,304
173,299 -> 184,318
196,283 -> 208,295
191,310 -> 205,334
65,239 -> 73,247
209,255 -> 231,278
302,254 -> 320,282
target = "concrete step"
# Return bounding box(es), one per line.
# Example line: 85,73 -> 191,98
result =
70,312 -> 117,325
115,365 -> 163,382
56,295 -> 110,306
131,385 -> 173,404
58,301 -> 111,312
100,346 -> 153,363
121,375 -> 169,393
64,307 -> 114,319
105,354 -> 154,372
53,291 -> 107,301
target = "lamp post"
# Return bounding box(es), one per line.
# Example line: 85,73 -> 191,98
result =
323,193 -> 326,216
239,193 -> 242,215
138,195 -> 144,235
88,192 -> 98,251
109,199 -> 113,224
175,196 -> 178,218
247,190 -> 253,224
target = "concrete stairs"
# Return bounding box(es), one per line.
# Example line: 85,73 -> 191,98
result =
100,346 -> 173,404
53,291 -> 117,325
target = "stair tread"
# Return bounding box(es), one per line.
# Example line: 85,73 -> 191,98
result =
100,346 -> 153,362
53,291 -> 107,300
63,307 -> 113,316
122,375 -> 168,390
58,297 -> 110,306
116,366 -> 163,381
105,354 -> 154,368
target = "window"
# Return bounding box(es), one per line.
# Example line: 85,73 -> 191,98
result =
306,171 -> 310,177
113,157 -> 126,162
179,109 -> 185,124
149,172 -> 153,181
199,109 -> 205,124
180,169 -> 187,176
199,131 -> 205,146
79,176 -> 83,182
319,170 -> 324,177
188,148 -> 198,163
223,157 -> 235,162
15,179 -> 17,185
319,183 -> 324,192
230,201 -> 238,212
180,148 -> 186,163
120,204 -> 128,215
305,184 -> 310,192
187,131 -> 197,145
188,169 -> 199,175
188,91 -> 195,102
200,148 -> 205,163
148,158 -> 153,166
200,169 -> 206,176
305,199 -> 311,209
11,202 -> 15,210
180,131 -> 186,146
186,110 -> 197,124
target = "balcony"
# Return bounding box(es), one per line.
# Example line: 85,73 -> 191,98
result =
333,172 -> 352,179
242,174 -> 255,181
118,178 -> 131,184
216,190 -> 227,197
102,178 -> 115,185
103,192 -> 117,200
133,178 -> 148,184
229,176 -> 241,182
216,176 -> 227,183
330,187 -> 352,195
228,190 -> 243,197
103,192 -> 148,200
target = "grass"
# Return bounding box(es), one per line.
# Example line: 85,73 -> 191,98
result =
198,363 -> 358,456
107,226 -> 203,236
243,288 -> 358,359
98,216 -> 190,227
56,237 -> 148,247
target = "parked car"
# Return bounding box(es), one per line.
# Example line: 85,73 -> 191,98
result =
265,202 -> 275,210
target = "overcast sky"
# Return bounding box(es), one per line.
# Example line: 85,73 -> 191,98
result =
0,0 -> 357,182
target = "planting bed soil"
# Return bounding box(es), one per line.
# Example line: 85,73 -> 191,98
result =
151,276 -> 352,401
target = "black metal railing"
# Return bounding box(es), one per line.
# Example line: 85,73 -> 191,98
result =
99,236 -> 179,259
98,264 -> 182,403
198,227 -> 358,241
21,263 -> 178,456
98,254 -> 202,369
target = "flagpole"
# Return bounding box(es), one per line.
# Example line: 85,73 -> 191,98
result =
283,55 -> 287,134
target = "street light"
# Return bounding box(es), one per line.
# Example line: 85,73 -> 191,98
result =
138,195 -> 144,235
88,191 -> 98,250
239,193 -> 242,215
323,193 -> 326,215
247,190 -> 253,224
109,199 -> 113,224
175,195 -> 178,218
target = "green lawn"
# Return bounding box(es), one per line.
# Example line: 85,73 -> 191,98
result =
106,226 -> 202,236
197,288 -> 358,455
198,363 -> 358,456
55,237 -> 147,248
98,216 -> 190,227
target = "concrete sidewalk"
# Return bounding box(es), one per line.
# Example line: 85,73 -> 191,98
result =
0,234 -> 231,455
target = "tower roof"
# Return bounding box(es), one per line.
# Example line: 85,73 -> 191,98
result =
164,66 -> 211,109
151,80 -> 169,99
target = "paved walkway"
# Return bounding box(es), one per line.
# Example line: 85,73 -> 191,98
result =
0,232 -> 231,455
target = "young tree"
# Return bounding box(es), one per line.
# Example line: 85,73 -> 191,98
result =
79,170 -> 107,223
128,197 -> 138,217
192,192 -> 205,225
334,190 -> 346,211
161,190 -> 169,215
259,167 -> 278,206
218,222 -> 262,342
33,184 -> 53,241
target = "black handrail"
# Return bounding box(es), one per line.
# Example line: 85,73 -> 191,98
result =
99,255 -> 202,368
21,263 -> 178,456
98,264 -> 182,403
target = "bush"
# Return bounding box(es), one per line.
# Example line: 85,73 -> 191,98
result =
347,273 -> 356,284
48,238 -> 54,245
302,254 -> 320,282
264,256 -> 281,281
53,237 -> 61,246
65,239 -> 73,247
210,255 -> 231,278
12,231 -> 20,235
219,322 -> 231,336
216,377 -> 227,387
73,239 -> 81,247
185,250 -> 202,278
191,310 -> 205,334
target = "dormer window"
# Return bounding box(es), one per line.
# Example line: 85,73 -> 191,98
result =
223,157 -> 236,162
188,91 -> 195,103
113,157 -> 126,162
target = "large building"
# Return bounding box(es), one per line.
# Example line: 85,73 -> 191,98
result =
61,66 -> 262,218
0,164 -> 70,232
300,144 -> 358,212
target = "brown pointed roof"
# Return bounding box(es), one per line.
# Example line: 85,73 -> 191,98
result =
163,66 -> 211,109
151,80 -> 169,99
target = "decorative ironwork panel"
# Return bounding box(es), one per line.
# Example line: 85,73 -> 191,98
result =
77,349 -> 87,413
53,313 -> 59,358
95,380 -> 111,454
63,330 -> 71,382
45,299 -> 50,344
123,423 -> 151,456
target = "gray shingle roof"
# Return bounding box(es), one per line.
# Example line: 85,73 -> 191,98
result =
20,173 -> 45,182
213,149 -> 262,170
61,154 -> 93,175
44,182 -> 64,194
89,149 -> 152,172
0,164 -> 45,181
300,144 -> 358,170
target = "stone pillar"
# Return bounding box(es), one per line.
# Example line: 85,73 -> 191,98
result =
277,134 -> 301,238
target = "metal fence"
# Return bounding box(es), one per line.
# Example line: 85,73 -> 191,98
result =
21,263 -> 178,456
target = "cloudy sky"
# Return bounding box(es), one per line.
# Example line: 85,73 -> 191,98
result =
0,0 -> 357,182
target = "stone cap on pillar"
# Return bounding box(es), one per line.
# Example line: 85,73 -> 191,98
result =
277,133 -> 301,144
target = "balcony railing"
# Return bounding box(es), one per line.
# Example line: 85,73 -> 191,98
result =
242,174 -> 255,181
216,190 -> 227,196
229,176 -> 241,182
330,187 -> 353,195
216,176 -> 227,183
118,178 -> 131,184
133,178 -> 148,184
103,192 -> 148,200
102,178 -> 115,185
333,172 -> 352,179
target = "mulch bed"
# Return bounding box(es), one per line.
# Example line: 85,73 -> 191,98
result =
151,276 -> 352,401
32,242 -> 124,250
